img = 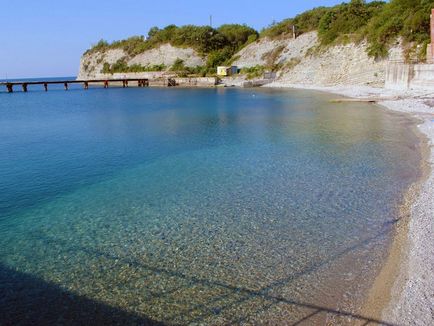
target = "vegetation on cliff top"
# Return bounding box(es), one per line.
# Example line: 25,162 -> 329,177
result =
260,1 -> 385,42
86,0 -> 434,74
262,0 -> 434,60
365,0 -> 434,59
87,24 -> 258,71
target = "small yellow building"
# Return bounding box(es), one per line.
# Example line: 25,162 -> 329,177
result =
217,66 -> 238,76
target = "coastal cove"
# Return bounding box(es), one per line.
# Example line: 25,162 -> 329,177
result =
3,0 -> 434,324
0,87 -> 423,324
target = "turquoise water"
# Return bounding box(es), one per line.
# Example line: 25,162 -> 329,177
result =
0,86 -> 421,324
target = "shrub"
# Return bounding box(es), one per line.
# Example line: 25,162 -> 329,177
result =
366,0 -> 434,58
285,58 -> 302,70
318,0 -> 386,45
217,24 -> 258,51
102,62 -> 111,74
85,39 -> 109,54
260,7 -> 330,38
170,58 -> 186,71
206,48 -> 233,68
261,45 -> 285,69
101,61 -> 167,74
241,65 -> 266,79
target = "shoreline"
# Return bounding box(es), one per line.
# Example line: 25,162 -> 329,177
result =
267,82 -> 434,325
363,124 -> 429,324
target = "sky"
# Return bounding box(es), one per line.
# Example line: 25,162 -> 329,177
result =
0,0 -> 346,78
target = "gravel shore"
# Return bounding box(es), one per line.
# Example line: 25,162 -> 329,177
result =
267,83 -> 434,325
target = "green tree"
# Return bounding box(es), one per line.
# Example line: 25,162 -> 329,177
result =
217,24 -> 258,51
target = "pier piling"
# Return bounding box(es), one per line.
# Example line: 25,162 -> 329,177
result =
138,79 -> 149,87
2,78 -> 150,93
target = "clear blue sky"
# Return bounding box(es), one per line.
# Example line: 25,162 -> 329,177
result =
0,0 -> 346,78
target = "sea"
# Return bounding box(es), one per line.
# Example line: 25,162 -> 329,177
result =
0,79 -> 422,324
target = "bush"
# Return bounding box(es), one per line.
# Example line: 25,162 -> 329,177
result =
102,62 -> 111,74
170,58 -> 186,71
206,48 -> 233,68
240,65 -> 266,79
217,24 -> 258,51
318,0 -> 385,45
285,58 -> 302,70
86,39 -> 110,54
260,7 -> 330,38
261,45 -> 285,70
101,60 -> 167,74
366,0 -> 434,59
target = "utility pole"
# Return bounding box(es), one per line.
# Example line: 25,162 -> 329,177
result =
210,15 -> 213,27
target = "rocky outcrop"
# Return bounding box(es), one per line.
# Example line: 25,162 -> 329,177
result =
78,32 -> 404,88
276,40 -> 403,87
78,44 -> 205,80
127,44 -> 204,68
233,32 -> 318,68
233,31 -> 404,87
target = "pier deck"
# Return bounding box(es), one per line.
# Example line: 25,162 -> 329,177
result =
0,78 -> 152,93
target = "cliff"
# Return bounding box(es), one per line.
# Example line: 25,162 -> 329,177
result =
78,32 -> 404,88
234,32 -> 404,87
232,32 -> 318,68
78,0 -> 434,86
78,44 -> 205,80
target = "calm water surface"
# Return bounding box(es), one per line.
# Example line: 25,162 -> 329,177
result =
0,85 -> 421,324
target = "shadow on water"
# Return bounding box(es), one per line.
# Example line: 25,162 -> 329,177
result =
0,263 -> 163,326
19,220 -> 400,326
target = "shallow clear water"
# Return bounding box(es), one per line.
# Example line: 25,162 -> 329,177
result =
0,85 -> 421,324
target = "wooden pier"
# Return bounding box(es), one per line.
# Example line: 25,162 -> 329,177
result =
0,78 -> 151,93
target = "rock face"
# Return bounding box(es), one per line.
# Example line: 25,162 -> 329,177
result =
276,40 -> 403,87
77,44 -> 205,79
78,32 -> 404,87
233,32 -> 318,68
233,31 -> 403,87
128,44 -> 204,67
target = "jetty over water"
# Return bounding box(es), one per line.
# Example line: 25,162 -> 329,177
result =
1,76 -> 219,93
0,78 -> 154,93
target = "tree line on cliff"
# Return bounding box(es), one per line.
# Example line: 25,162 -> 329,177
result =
87,24 -> 258,74
86,0 -> 434,72
262,0 -> 434,60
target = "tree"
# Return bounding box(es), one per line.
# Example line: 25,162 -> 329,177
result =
217,24 -> 258,51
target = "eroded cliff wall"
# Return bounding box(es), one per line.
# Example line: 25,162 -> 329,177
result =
234,32 -> 403,87
79,32 -> 404,88
78,44 -> 205,80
